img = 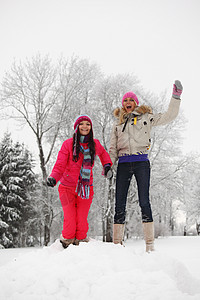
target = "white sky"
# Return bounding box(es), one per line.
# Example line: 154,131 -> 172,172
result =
0,0 -> 200,157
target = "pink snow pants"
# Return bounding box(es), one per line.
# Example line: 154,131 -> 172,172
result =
58,184 -> 93,240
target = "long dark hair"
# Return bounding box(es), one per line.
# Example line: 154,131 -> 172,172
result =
72,129 -> 96,165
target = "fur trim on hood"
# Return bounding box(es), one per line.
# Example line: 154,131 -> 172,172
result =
135,105 -> 152,115
114,105 -> 152,124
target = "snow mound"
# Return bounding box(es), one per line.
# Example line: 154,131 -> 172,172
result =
0,239 -> 200,300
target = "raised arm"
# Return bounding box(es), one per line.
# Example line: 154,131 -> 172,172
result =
151,80 -> 183,126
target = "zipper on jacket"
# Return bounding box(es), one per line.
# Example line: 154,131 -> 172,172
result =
127,117 -> 131,155
122,114 -> 132,155
122,117 -> 129,132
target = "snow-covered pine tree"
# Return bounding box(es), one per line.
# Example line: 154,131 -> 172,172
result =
13,142 -> 38,247
0,133 -> 37,248
0,133 -> 16,247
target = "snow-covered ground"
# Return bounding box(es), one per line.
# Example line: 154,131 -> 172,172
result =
0,236 -> 200,300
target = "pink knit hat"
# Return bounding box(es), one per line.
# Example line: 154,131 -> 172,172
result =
74,114 -> 92,133
122,92 -> 139,106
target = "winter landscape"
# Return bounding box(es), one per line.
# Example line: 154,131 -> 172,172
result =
0,236 -> 200,300
1,0 -> 200,299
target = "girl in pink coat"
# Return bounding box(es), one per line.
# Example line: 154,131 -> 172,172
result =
47,115 -> 112,248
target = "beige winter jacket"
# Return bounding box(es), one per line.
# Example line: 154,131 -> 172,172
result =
109,97 -> 181,165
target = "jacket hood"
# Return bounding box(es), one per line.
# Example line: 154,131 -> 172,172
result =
114,105 -> 152,123
135,105 -> 152,115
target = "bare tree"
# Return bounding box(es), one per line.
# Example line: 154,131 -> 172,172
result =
1,54 -> 100,245
1,54 -> 195,243
178,157 -> 200,235
87,74 -> 140,241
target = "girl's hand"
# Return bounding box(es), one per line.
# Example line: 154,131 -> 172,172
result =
172,80 -> 183,99
46,177 -> 56,187
104,165 -> 113,179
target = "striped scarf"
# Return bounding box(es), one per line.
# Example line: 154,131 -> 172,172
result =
76,136 -> 92,199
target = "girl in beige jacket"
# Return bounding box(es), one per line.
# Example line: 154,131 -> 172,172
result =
109,80 -> 183,252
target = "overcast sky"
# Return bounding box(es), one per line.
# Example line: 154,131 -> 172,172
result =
0,0 -> 200,157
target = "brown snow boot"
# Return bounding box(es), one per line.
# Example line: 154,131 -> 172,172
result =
113,224 -> 124,245
142,222 -> 155,253
60,234 -> 75,249
73,237 -> 90,246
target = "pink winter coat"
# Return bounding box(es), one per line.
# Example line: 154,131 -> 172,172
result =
50,138 -> 112,187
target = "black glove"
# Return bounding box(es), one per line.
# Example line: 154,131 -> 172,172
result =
104,165 -> 113,179
46,177 -> 56,187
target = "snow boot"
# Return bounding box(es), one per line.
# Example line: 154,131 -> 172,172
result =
73,237 -> 90,246
60,234 -> 75,249
113,224 -> 124,245
142,222 -> 155,253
